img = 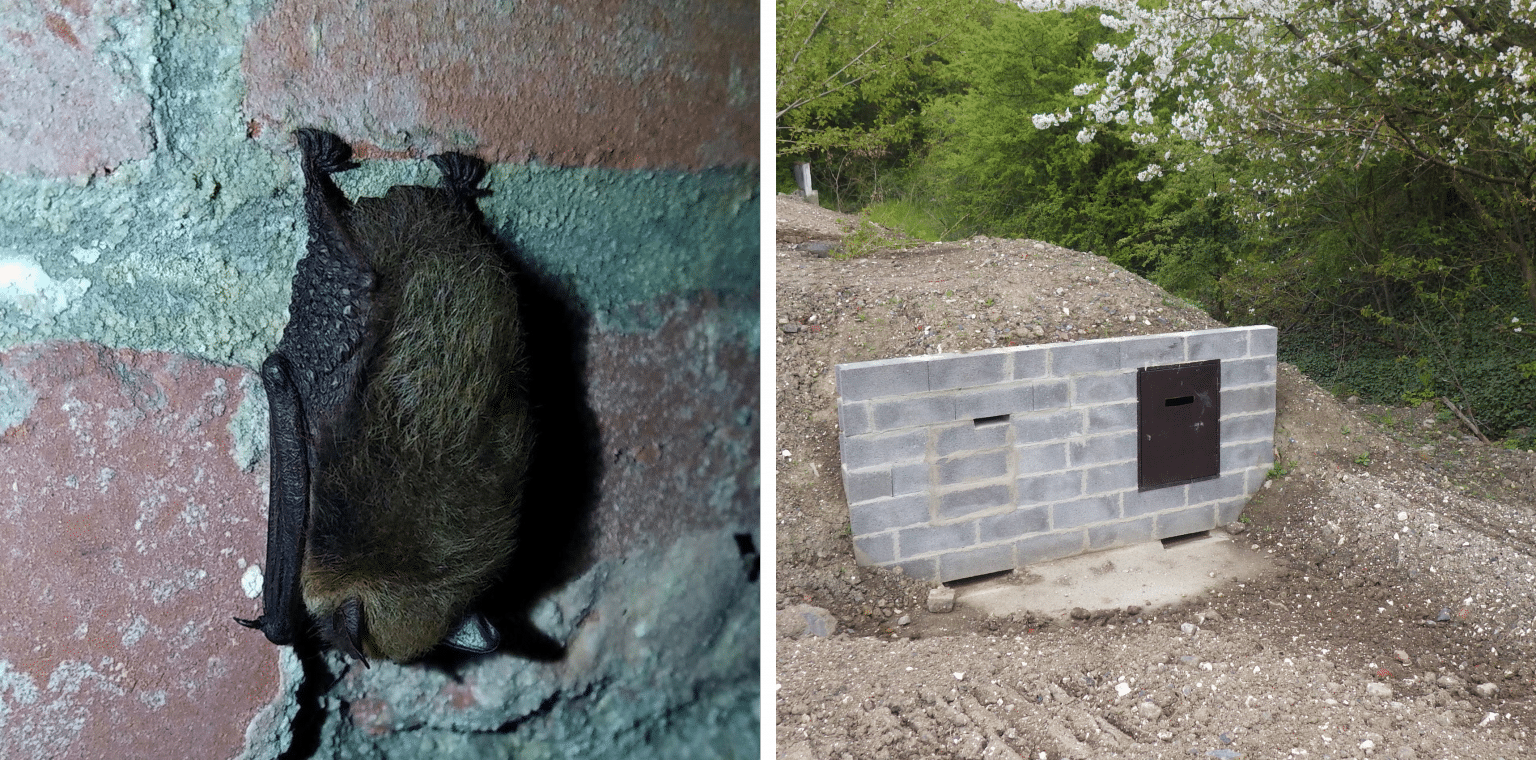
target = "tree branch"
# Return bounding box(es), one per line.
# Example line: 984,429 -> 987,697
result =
790,7 -> 830,69
776,30 -> 954,121
1441,396 -> 1491,444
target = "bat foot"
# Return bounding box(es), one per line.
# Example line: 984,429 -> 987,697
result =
295,128 -> 360,176
429,152 -> 492,199
442,611 -> 500,654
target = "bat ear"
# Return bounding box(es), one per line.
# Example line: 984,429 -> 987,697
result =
442,611 -> 501,654
330,596 -> 371,668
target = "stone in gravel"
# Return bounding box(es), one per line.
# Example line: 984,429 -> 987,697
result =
1436,608 -> 1452,622
796,240 -> 840,257
1436,675 -> 1462,689
897,615 -> 911,626
778,604 -> 838,638
1179,655 -> 1200,666
1139,701 -> 1163,720
927,586 -> 956,613
1366,682 -> 1393,699
782,324 -> 801,333
1180,622 -> 1199,636
1224,521 -> 1249,535
1115,683 -> 1131,698
1394,649 -> 1411,664
1070,607 -> 1091,620
1474,683 -> 1498,698
1125,605 -> 1143,616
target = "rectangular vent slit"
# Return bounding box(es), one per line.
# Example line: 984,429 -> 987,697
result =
1161,530 -> 1212,549
973,414 -> 1010,427
1165,395 -> 1195,407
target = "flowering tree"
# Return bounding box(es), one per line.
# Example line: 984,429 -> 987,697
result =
1021,0 -> 1536,314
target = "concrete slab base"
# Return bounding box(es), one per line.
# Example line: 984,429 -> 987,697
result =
955,531 -> 1274,619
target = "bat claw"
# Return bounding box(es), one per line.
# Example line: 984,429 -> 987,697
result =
233,615 -> 264,630
429,152 -> 492,199
295,128 -> 359,175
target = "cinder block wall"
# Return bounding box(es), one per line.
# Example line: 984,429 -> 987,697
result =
836,326 -> 1276,583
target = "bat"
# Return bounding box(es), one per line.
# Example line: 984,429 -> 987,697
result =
236,129 -> 531,665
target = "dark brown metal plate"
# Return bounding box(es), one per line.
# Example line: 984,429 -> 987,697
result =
1137,359 -> 1221,491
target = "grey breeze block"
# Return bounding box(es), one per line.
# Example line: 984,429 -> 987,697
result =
837,325 -> 1277,583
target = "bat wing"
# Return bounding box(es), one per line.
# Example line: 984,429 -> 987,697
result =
239,129 -> 375,648
236,354 -> 311,645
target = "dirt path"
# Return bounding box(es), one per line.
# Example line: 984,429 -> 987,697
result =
773,195 -> 1536,759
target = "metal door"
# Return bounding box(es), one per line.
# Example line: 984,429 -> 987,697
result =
1137,359 -> 1220,490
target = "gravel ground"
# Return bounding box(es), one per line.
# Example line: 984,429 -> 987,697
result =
773,194 -> 1536,760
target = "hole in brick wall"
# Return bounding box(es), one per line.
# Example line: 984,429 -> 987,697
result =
973,414 -> 1010,428
1160,530 -> 1211,549
1164,395 -> 1195,407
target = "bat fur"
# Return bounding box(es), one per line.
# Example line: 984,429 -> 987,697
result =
238,129 -> 530,665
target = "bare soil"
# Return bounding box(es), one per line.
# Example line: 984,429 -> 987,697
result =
774,195 -> 1536,759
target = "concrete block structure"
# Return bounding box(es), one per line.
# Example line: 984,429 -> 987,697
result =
836,326 -> 1277,583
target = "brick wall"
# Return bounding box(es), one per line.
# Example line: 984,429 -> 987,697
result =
0,2 -> 757,757
836,326 -> 1277,583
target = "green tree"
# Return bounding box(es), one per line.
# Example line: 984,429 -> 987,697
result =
775,0 -> 981,207
918,7 -> 1246,296
920,8 -> 1129,243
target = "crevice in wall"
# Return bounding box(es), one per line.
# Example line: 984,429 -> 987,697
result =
277,639 -> 330,760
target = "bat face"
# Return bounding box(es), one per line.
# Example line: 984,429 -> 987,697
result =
237,129 -> 530,665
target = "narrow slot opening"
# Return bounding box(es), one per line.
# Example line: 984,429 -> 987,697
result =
945,568 -> 1013,587
1160,530 -> 1211,549
973,414 -> 1010,428
1164,395 -> 1195,407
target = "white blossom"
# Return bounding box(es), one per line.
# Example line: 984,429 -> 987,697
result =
1015,0 -> 1536,226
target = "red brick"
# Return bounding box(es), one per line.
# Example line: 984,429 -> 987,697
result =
242,0 -> 756,170
0,343 -> 277,758
586,296 -> 758,558
0,3 -> 153,177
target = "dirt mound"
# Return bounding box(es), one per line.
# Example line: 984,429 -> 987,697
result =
774,194 -> 1536,759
